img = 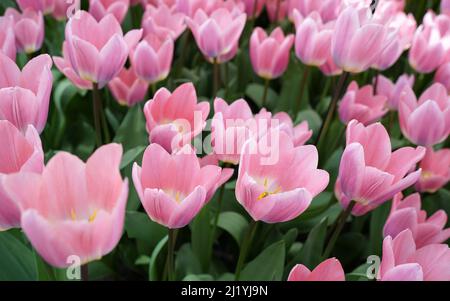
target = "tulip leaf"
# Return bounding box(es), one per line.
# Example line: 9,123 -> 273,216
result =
245,83 -> 278,108
114,105 -> 148,150
175,244 -> 202,279
367,202 -> 391,256
0,231 -> 37,280
125,211 -> 167,255
217,212 -> 249,247
149,236 -> 168,281
183,274 -> 214,281
120,145 -> 145,170
190,206 -> 212,272
296,109 -> 322,139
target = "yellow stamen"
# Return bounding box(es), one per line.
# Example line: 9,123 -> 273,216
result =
175,191 -> 181,203
88,210 -> 98,223
257,191 -> 269,200
421,171 -> 433,180
263,178 -> 268,187
70,208 -> 77,221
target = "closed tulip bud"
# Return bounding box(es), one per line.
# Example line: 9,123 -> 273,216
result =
287,0 -> 340,23
415,147 -> 450,193
142,3 -> 187,40
108,67 -> 149,107
409,25 -> 446,73
51,0 -> 73,20
240,0 -> 265,19
5,8 -> 44,54
266,0 -> 287,23
376,74 -> 415,111
288,258 -> 345,281
16,0 -> 55,15
89,0 -> 130,23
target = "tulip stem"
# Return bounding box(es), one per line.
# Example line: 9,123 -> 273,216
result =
213,59 -> 220,96
81,264 -> 88,281
315,72 -> 350,147
387,111 -> 395,135
206,183 -> 226,271
323,200 -> 356,259
295,66 -> 310,114
92,83 -> 103,147
262,79 -> 270,107
167,229 -> 178,281
235,220 -> 259,281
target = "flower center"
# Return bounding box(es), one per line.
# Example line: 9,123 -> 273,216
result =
257,177 -> 282,200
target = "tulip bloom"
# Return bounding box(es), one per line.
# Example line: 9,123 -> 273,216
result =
131,33 -> 174,84
409,25 -> 446,73
250,27 -> 294,79
287,0 -> 340,23
142,4 -> 187,40
378,229 -> 450,281
236,131 -> 329,223
443,0 -> 450,15
0,121 -> 43,231
435,62 -> 450,94
288,258 -> 345,281
338,81 -> 388,125
376,74 -> 414,110
52,0 -> 72,20
64,11 -> 142,88
266,0 -> 287,23
384,193 -> 450,248
398,83 -> 450,146
143,83 -> 210,152
16,0 -> 54,14
3,144 -> 128,268
89,0 -> 130,23
415,148 -> 450,193
335,120 -> 425,216
0,16 -> 16,60
108,67 -> 149,107
240,0 -> 265,19
186,8 -> 246,63
5,8 -> 44,54
331,6 -> 388,73
132,144 -> 232,229
0,53 -> 53,133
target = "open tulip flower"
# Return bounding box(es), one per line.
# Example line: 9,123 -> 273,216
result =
5,8 -> 44,54
376,74 -> 415,110
89,0 -> 130,23
415,147 -> 450,193
108,66 -> 149,107
288,258 -> 345,281
16,0 -> 54,15
142,3 -> 187,40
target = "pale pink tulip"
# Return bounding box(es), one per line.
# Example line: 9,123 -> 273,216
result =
338,81 -> 388,125
409,25 -> 446,73
143,83 -> 209,152
415,147 -> 450,193
51,0 -> 72,20
266,0 -> 287,23
319,54 -> 342,76
64,11 -> 142,88
0,121 -> 43,231
389,12 -> 417,50
376,74 -> 415,110
378,229 -> 450,281
142,4 -> 187,40
89,0 -> 130,23
398,83 -> 450,146
132,143 -> 231,229
250,27 -> 294,79
16,0 -> 55,14
5,8 -> 44,54
236,130 -> 329,223
0,53 -> 53,133
443,0 -> 450,15
239,0 -> 265,19
287,0 -> 341,23
288,258 -> 345,281
186,8 -> 246,62
335,120 -> 425,216
3,144 -> 128,268
131,33 -> 174,84
0,16 -> 16,60
435,62 -> 450,94
384,193 -> 450,248
108,67 -> 149,107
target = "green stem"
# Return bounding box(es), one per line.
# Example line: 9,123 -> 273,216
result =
295,66 -> 310,114
322,201 -> 356,259
262,78 -> 270,107
81,264 -> 88,281
213,59 -> 220,96
235,220 -> 259,281
92,83 -> 103,147
151,83 -> 157,97
387,111 -> 395,135
206,184 -> 226,271
167,229 -> 178,281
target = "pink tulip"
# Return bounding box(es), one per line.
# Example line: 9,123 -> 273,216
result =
64,11 -> 142,88
142,4 -> 187,40
0,120 -> 43,231
16,0 -> 55,14
2,143 -> 128,268
239,0 -> 265,19
0,53 -> 53,133
51,0 -> 72,20
287,0 -> 341,23
5,8 -> 44,54
435,62 -> 450,94
376,74 -> 415,111
131,33 -> 174,84
293,11 -> 333,67
409,24 -> 446,73
186,8 -> 246,62
378,229 -> 450,281
143,83 -> 209,152
0,16 -> 16,61
266,0 -> 288,23
389,12 -> 417,50
335,120 -> 425,216
338,81 -> 388,125
288,258 -> 345,281
415,147 -> 450,193
250,27 -> 294,79
236,130 -> 329,223
384,193 -> 450,248
108,67 -> 149,107
89,0 -> 130,23
319,54 -> 342,76
132,143 -> 231,229
331,6 -> 388,73
443,0 -> 450,15
398,83 -> 450,146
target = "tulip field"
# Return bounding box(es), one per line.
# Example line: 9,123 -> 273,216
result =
0,0 -> 450,283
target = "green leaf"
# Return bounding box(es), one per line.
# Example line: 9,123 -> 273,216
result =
239,241 -> 286,281
175,244 -> 202,279
120,145 -> 145,170
346,263 -> 371,281
183,274 -> 214,281
217,212 -> 249,247
282,228 -> 298,254
114,105 -> 148,150
245,83 -> 277,108
125,211 -> 167,255
0,232 -> 37,280
190,206 -> 212,272
149,236 -> 168,281
296,109 -> 322,136
367,202 -> 391,256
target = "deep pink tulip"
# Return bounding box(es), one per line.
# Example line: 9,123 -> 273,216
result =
378,229 -> 450,281
398,83 -> 450,146
3,144 -> 128,268
131,33 -> 174,84
132,143 -> 232,229
0,121 -> 43,231
236,130 -> 329,223
415,147 -> 450,193
331,6 -> 388,73
250,27 -> 294,79
143,83 -> 210,152
0,53 -> 53,133
338,81 -> 388,125
142,4 -> 187,40
266,0 -> 287,23
376,74 -> 415,111
16,0 -> 54,14
51,0 -> 72,20
335,120 -> 425,216
89,0 -> 130,23
108,67 -> 149,107
384,193 -> 450,248
239,0 -> 265,19
5,8 -> 44,54
0,16 -> 16,61
64,11 -> 142,88
186,8 -> 246,62
288,258 -> 345,281
435,62 -> 450,93
409,24 -> 446,73
287,0 -> 341,23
